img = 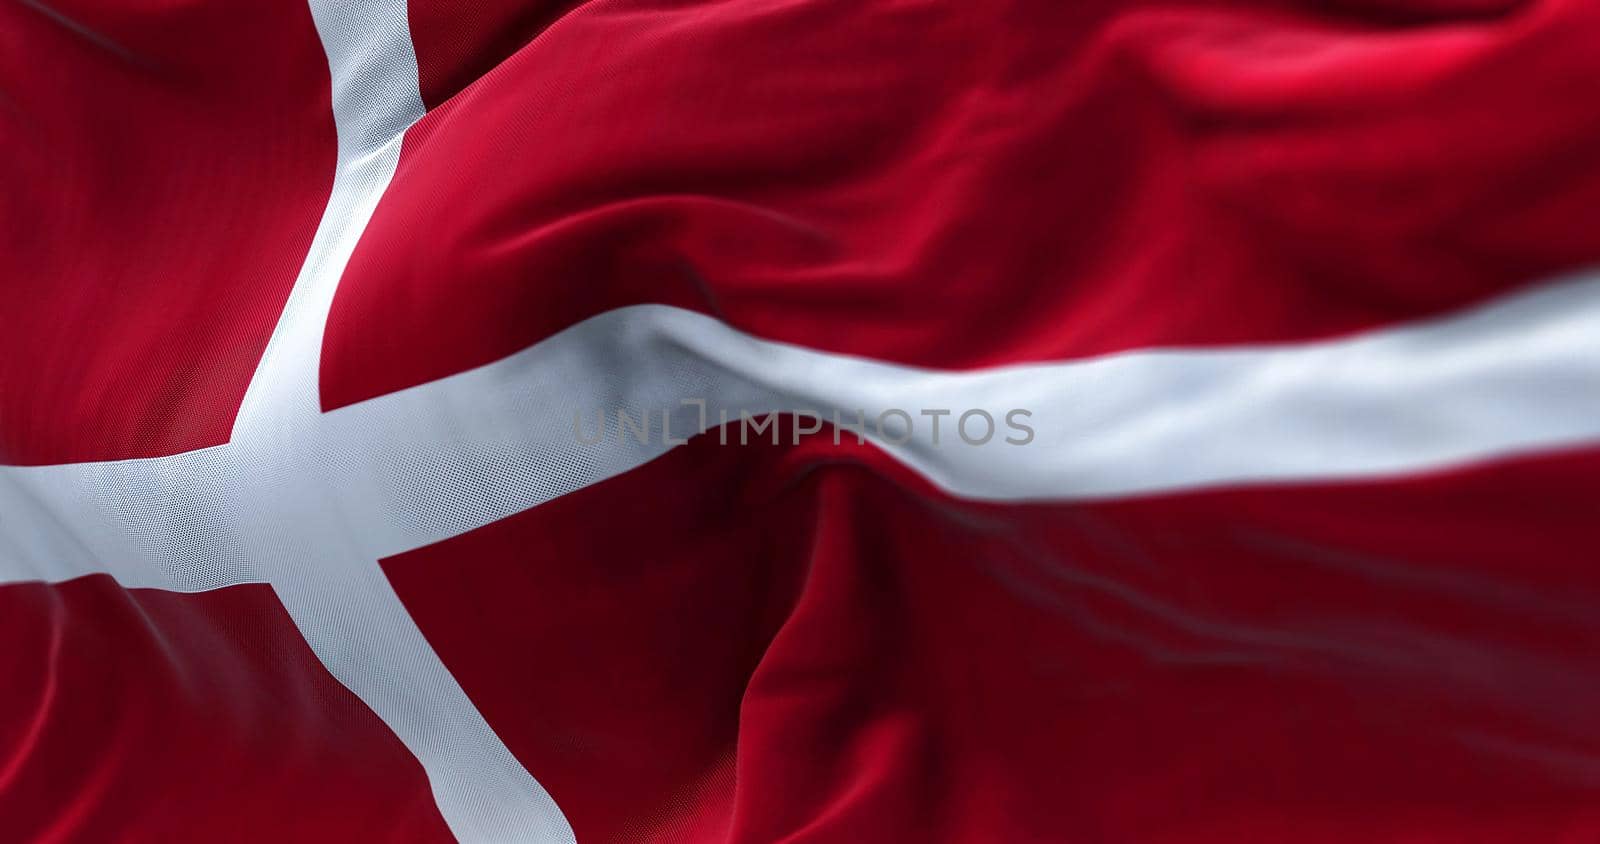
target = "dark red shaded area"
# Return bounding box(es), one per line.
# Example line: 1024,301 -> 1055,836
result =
0,575 -> 451,842
325,0 -> 1600,409
408,0 -> 584,110
0,0 -> 335,464
387,430 -> 1600,842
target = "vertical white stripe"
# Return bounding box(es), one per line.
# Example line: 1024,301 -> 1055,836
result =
227,4 -> 575,841
232,0 -> 424,436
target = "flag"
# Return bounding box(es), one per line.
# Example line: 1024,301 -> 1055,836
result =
3,0 -> 1600,840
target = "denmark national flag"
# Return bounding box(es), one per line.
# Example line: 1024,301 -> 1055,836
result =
3,0 -> 1600,841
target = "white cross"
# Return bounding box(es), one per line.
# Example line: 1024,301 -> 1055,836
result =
5,3 -> 1600,841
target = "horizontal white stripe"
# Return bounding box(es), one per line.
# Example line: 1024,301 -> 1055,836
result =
330,269 -> 1600,557
7,270 -> 1600,588
0,446 -> 248,590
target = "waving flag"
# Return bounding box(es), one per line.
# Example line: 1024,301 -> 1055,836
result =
4,0 -> 1599,840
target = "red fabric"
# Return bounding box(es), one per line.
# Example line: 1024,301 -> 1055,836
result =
6,0 -> 1600,840
0,576 -> 451,841
408,0 -> 583,110
387,430 -> 1600,843
325,0 -> 1600,408
0,0 -> 336,465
